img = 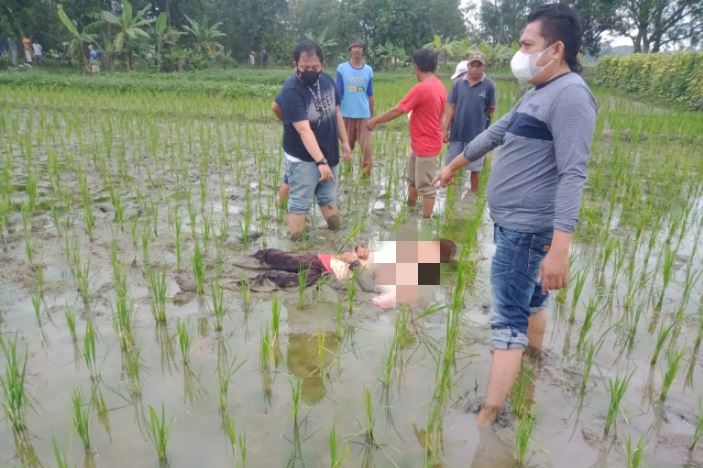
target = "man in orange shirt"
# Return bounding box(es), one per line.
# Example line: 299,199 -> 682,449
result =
22,35 -> 32,65
367,49 -> 447,218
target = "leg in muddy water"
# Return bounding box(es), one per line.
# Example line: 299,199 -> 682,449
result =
422,196 -> 435,218
278,183 -> 289,207
527,309 -> 547,353
287,213 -> 306,238
408,186 -> 418,207
476,349 -> 523,427
319,204 -> 341,231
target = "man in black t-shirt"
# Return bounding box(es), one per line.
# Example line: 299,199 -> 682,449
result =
278,40 -> 352,238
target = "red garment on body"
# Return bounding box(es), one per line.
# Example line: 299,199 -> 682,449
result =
398,75 -> 447,156
317,254 -> 333,273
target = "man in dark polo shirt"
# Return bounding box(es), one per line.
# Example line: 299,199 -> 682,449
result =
441,51 -> 496,192
278,40 -> 352,238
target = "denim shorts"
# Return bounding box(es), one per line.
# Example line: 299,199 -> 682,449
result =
286,160 -> 338,214
490,224 -> 553,350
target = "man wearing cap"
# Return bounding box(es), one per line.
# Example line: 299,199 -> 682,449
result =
441,51 -> 496,192
336,39 -> 374,177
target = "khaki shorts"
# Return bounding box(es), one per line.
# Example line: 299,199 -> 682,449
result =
407,153 -> 438,198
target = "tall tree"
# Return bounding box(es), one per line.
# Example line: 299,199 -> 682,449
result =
101,0 -> 154,70
617,0 -> 702,52
478,0 -> 540,45
563,0 -> 622,55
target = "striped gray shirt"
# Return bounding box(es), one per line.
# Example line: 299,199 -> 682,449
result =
463,72 -> 597,233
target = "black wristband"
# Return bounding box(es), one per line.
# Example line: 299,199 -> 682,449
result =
316,159 -> 328,166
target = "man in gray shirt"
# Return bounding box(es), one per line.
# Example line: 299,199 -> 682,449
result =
441,51 -> 496,192
435,3 -> 597,426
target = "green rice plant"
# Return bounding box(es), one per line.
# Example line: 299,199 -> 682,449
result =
271,296 -> 281,341
176,319 -> 190,366
515,411 -> 535,467
569,270 -> 586,323
624,436 -> 645,468
650,322 -> 674,367
576,297 -> 600,353
580,337 -> 605,397
659,348 -> 685,402
147,268 -> 168,324
347,276 -> 357,315
335,302 -> 344,338
108,185 -> 124,226
124,346 -> 142,396
0,335 -> 29,433
655,247 -> 676,313
239,276 -> 252,311
685,307 -> 703,387
141,223 -> 151,266
72,389 -> 91,451
21,204 -> 34,265
53,437 -> 69,468
218,369 -> 232,415
291,378 -> 301,428
75,255 -> 91,308
113,269 -> 135,353
363,386 -> 374,443
511,360 -> 535,419
91,384 -> 111,439
173,206 -> 182,269
192,241 -> 205,294
603,372 -> 632,437
65,306 -> 78,343
240,187 -> 253,248
146,404 -> 170,463
211,281 -> 226,332
83,319 -> 97,376
329,421 -> 345,468
690,399 -> 703,453
297,267 -> 309,310
31,292 -> 42,328
238,433 -> 247,468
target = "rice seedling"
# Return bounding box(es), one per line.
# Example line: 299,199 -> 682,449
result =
91,384 -> 112,439
147,268 -> 168,324
192,241 -> 205,294
335,302 -> 344,338
0,335 -> 29,433
569,269 -> 587,323
650,322 -> 675,367
65,305 -> 78,343
363,386 -> 375,443
240,276 -> 252,312
31,291 -> 42,328
515,411 -> 535,467
53,437 -> 69,468
271,296 -> 281,340
146,404 -> 170,463
72,389 -> 91,451
624,435 -> 645,468
176,319 -> 190,366
240,187 -> 253,248
603,372 -> 632,437
576,298 -> 600,353
511,360 -> 535,418
291,378 -> 302,428
297,267 -> 309,310
238,433 -> 247,468
83,319 -> 98,377
124,346 -> 142,396
347,276 -> 357,315
211,281 -> 226,332
690,399 -> 703,453
173,207 -> 183,269
654,246 -> 676,315
329,421 -> 345,468
659,348 -> 685,402
141,223 -> 151,266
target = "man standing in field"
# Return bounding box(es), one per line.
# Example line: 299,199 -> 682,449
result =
336,39 -> 374,177
367,48 -> 446,218
441,51 -> 496,193
277,40 -> 351,238
436,3 -> 597,426
22,35 -> 32,66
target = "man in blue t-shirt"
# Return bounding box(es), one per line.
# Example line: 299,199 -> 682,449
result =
336,39 -> 374,176
278,40 -> 352,238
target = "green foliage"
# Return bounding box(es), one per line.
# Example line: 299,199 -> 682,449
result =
596,52 -> 703,110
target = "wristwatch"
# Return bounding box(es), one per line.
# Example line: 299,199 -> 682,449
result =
316,158 -> 328,166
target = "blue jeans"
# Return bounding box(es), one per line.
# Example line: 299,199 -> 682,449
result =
490,224 -> 553,350
286,161 -> 338,214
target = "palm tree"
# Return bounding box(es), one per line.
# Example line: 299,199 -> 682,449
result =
304,28 -> 337,61
101,0 -> 154,71
423,34 -> 457,70
182,15 -> 226,60
57,4 -> 99,72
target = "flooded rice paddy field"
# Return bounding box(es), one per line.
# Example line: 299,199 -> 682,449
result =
0,74 -> 702,467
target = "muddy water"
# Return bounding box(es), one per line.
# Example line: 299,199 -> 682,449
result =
1,82 -> 702,468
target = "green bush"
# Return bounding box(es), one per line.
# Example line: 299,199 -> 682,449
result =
595,52 -> 703,111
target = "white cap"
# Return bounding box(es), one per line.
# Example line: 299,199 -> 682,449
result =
450,60 -> 468,80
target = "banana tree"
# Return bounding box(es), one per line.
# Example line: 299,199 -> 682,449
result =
182,15 -> 226,61
152,12 -> 183,71
101,0 -> 153,71
57,4 -> 99,72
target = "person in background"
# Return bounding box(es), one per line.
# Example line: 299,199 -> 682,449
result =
88,44 -> 100,73
249,51 -> 256,67
435,3 -> 597,427
22,35 -> 32,66
441,51 -> 496,193
32,40 -> 43,64
262,49 -> 269,66
367,48 -> 446,218
336,39 -> 374,177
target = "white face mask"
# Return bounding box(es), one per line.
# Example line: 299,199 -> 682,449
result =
510,44 -> 555,82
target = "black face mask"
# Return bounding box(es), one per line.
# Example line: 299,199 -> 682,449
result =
297,69 -> 321,87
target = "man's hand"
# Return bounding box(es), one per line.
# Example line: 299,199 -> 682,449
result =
443,131 -> 449,143
366,117 -> 378,132
318,163 -> 333,181
540,248 -> 569,293
337,252 -> 357,263
342,142 -> 352,162
432,165 -> 457,188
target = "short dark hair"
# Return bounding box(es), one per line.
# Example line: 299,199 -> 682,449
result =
439,239 -> 457,263
293,39 -> 324,64
412,48 -> 438,73
527,3 -> 582,73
